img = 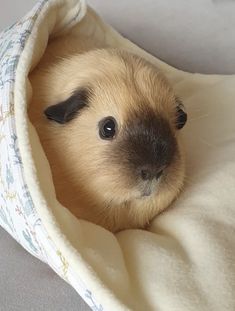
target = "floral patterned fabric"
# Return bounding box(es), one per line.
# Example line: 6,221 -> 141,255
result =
0,1 -> 102,310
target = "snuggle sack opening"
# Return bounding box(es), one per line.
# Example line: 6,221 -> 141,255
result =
0,0 -> 235,310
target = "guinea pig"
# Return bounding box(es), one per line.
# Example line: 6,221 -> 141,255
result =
29,41 -> 187,232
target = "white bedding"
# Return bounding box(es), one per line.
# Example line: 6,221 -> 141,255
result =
4,0 -> 235,310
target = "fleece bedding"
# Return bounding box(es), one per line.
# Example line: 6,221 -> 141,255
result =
0,0 -> 235,310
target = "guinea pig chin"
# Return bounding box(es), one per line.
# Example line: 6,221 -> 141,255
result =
139,179 -> 159,198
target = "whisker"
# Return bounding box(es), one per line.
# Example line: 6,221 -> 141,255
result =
198,138 -> 214,148
183,176 -> 195,187
188,113 -> 211,122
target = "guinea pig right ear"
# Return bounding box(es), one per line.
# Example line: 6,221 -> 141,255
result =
44,88 -> 89,124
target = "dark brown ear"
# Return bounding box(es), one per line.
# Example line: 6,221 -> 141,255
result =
175,98 -> 187,130
44,88 -> 89,124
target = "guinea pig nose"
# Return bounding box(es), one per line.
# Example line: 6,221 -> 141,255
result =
140,166 -> 164,181
140,169 -> 153,181
155,169 -> 163,179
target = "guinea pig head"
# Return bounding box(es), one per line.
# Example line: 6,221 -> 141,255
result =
44,49 -> 187,212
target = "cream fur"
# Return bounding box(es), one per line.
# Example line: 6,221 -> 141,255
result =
28,35 -> 185,232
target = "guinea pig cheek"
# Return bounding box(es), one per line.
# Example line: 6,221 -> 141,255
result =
158,146 -> 186,197
94,152 -> 140,203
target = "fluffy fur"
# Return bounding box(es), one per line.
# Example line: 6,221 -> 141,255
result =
28,35 -> 186,232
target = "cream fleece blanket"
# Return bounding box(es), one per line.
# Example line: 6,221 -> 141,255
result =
1,0 -> 234,310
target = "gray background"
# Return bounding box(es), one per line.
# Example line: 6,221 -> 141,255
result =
1,0 -> 235,310
1,0 -> 235,74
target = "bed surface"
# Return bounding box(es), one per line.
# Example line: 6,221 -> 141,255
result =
1,0 -> 235,310
0,226 -> 89,311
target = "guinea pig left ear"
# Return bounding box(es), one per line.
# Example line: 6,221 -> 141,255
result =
176,99 -> 187,130
44,88 -> 89,124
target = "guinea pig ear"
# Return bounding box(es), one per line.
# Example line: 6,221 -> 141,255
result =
176,98 -> 187,130
44,88 -> 89,124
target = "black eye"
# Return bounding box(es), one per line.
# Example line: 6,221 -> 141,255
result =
176,104 -> 187,130
99,117 -> 117,140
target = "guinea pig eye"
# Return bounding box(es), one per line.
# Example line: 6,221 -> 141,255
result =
176,104 -> 187,130
99,117 -> 117,140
